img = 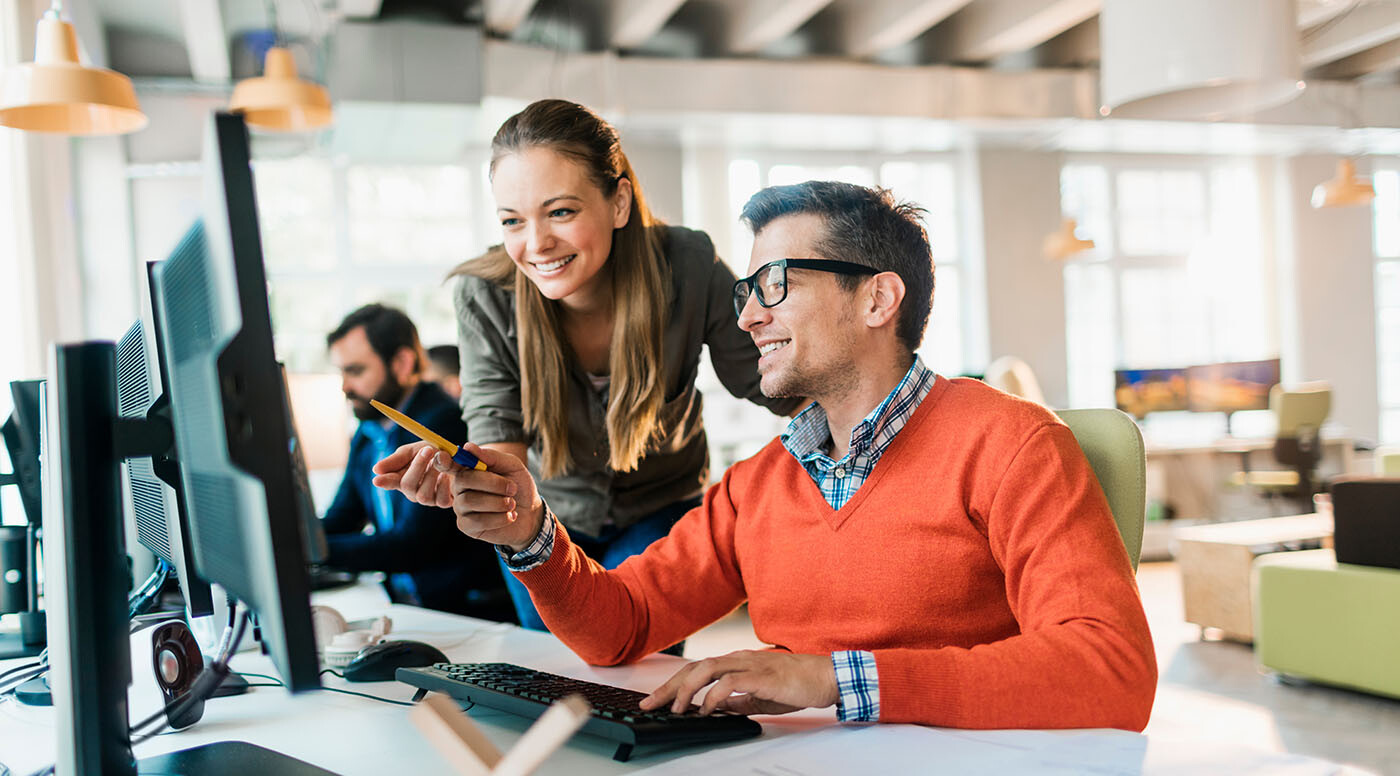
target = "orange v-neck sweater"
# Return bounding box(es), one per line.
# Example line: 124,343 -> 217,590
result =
517,377 -> 1157,731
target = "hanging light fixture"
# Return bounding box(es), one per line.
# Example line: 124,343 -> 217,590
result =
1043,219 -> 1096,261
1099,0 -> 1303,120
0,1 -> 146,135
229,47 -> 332,132
1311,159 -> 1375,209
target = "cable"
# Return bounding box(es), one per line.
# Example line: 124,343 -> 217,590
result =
320,686 -> 416,708
309,669 -> 415,707
0,662 -> 42,684
0,666 -> 46,698
127,559 -> 173,619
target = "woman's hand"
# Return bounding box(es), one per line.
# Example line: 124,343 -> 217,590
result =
373,442 -> 545,550
441,443 -> 545,551
372,441 -> 455,508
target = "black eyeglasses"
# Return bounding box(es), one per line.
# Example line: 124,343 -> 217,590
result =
733,258 -> 879,317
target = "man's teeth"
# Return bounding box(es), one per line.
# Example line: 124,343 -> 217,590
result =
759,340 -> 790,356
536,255 -> 576,272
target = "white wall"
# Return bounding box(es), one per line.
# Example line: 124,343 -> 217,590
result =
976,149 -> 1070,407
1280,155 -> 1380,441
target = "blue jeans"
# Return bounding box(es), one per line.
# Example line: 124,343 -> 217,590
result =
499,497 -> 702,633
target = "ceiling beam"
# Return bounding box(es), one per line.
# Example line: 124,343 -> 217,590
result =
1297,0 -> 1355,29
841,0 -> 974,59
930,0 -> 1099,63
483,0 -> 540,35
609,0 -> 687,49
178,0 -> 229,84
1312,37 -> 1400,80
727,0 -> 836,55
1301,2 -> 1400,68
1031,15 -> 1098,68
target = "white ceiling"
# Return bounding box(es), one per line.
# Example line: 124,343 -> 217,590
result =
79,0 -> 1400,84
67,0 -> 1400,157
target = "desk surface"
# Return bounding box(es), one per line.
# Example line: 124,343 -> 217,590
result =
0,581 -> 1370,775
1174,512 -> 1334,546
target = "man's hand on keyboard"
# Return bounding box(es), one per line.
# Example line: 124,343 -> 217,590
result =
640,650 -> 839,717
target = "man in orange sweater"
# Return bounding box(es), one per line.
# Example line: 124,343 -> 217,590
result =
376,181 -> 1157,730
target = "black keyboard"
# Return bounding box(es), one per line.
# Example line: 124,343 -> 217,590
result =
396,662 -> 762,761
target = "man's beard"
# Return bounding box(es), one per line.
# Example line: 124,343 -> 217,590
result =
347,375 -> 408,421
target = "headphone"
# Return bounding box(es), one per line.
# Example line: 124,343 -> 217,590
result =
150,621 -> 205,729
311,604 -> 392,668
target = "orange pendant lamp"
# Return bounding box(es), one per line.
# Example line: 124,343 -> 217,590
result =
228,46 -> 332,132
1043,219 -> 1096,261
0,2 -> 147,135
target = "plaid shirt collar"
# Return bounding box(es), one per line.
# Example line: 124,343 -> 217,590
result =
781,356 -> 935,471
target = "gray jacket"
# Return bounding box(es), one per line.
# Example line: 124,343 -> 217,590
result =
454,225 -> 801,537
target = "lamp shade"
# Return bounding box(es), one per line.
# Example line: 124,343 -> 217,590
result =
1043,219 -> 1095,261
229,47 -> 333,132
0,14 -> 146,135
1311,159 -> 1375,209
1100,0 -> 1303,120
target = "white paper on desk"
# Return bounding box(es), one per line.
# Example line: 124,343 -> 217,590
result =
630,725 -> 1355,776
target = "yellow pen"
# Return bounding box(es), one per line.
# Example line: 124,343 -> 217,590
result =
370,399 -> 488,471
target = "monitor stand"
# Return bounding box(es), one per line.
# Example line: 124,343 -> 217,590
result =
140,741 -> 339,775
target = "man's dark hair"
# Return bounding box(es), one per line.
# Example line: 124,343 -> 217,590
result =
740,181 -> 933,353
327,303 -> 424,373
427,344 -> 460,376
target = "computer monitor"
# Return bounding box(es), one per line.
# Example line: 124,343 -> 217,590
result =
115,301 -> 214,619
1187,358 -> 1281,414
1113,367 -> 1189,419
2,379 -> 44,524
280,363 -> 328,567
44,112 -> 328,775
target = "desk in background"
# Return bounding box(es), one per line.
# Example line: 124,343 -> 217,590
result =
1144,435 -> 1353,523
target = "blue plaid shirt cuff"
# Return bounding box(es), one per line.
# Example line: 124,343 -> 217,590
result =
496,504 -> 557,571
831,650 -> 880,722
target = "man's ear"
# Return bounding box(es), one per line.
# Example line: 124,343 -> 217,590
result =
612,176 -> 634,229
863,272 -> 906,331
391,347 -> 419,384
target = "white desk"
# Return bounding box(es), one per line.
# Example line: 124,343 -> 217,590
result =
0,582 -> 830,775
1144,435 -> 1354,521
0,582 -> 1370,776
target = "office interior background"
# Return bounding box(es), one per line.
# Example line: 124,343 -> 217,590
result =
2,0 -> 1399,773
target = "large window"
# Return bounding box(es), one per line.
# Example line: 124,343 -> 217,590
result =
0,129 -> 21,525
253,157 -> 486,371
1060,159 -> 1273,412
1372,167 -> 1400,442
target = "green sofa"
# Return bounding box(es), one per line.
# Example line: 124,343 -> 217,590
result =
1252,549 -> 1400,699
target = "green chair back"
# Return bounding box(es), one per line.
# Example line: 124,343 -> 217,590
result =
1055,408 -> 1146,570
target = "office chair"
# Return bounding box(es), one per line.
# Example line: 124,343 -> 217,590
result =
1230,383 -> 1331,512
1056,408 -> 1146,570
985,356 -> 1048,406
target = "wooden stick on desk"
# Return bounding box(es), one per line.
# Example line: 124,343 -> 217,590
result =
410,692 -> 591,776
410,692 -> 503,776
490,694 -> 591,776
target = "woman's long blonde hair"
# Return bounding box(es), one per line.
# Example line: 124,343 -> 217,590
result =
451,100 -> 669,479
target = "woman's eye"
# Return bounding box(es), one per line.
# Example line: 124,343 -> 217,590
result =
549,208 -> 575,218
500,217 -> 521,227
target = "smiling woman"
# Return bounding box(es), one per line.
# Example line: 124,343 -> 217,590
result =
373,99 -> 804,632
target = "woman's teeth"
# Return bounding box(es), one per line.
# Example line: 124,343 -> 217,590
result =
536,255 -> 576,272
